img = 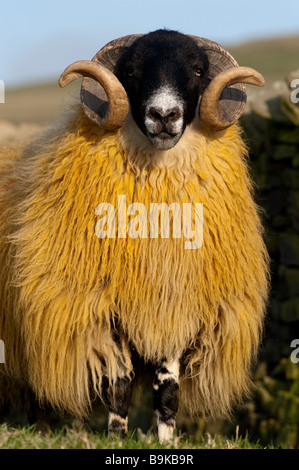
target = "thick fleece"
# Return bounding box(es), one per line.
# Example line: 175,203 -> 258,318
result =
0,106 -> 269,420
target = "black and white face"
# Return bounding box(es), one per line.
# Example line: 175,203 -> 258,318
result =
114,30 -> 210,150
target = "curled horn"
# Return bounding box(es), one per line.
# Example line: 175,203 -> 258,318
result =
199,66 -> 265,131
59,60 -> 129,130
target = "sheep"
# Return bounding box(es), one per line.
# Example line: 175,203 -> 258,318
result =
0,29 -> 270,443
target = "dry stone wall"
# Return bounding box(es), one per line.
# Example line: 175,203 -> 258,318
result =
237,71 -> 299,448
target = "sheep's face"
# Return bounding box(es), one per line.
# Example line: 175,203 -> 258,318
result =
114,30 -> 210,150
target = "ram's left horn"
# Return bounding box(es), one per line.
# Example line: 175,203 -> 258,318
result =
199,66 -> 265,131
59,60 -> 129,130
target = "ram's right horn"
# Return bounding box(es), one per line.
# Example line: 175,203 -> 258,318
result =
59,60 -> 129,130
199,66 -> 265,131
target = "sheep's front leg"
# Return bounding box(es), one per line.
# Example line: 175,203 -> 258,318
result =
153,357 -> 180,443
102,375 -> 132,439
101,332 -> 133,439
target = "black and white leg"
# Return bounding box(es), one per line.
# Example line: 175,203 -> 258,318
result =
153,357 -> 180,443
101,331 -> 133,439
102,375 -> 132,439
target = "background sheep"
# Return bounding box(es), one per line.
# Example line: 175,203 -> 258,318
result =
0,29 -> 270,443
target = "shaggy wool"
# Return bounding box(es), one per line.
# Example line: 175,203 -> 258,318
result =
0,105 -> 270,421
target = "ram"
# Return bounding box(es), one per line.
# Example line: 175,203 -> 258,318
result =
0,30 -> 269,443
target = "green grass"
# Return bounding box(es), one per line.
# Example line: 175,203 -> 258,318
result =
0,424 -> 275,449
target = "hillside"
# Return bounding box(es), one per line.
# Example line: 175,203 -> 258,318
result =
229,34 -> 299,84
1,34 -> 298,125
1,80 -> 80,124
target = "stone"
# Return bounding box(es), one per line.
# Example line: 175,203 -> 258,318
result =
254,362 -> 268,380
275,128 -> 299,145
281,297 -> 299,322
271,215 -> 288,228
277,423 -> 298,448
291,375 -> 299,395
283,169 -> 299,189
285,70 -> 299,89
266,188 -> 288,217
288,191 -> 299,210
279,232 -> 299,266
249,82 -> 290,123
259,419 -> 280,443
273,144 -> 298,160
285,361 -> 299,381
237,78 -> 299,447
272,358 -> 289,377
293,156 -> 299,168
278,266 -> 299,298
281,94 -> 299,126
256,383 -> 274,408
266,232 -> 280,256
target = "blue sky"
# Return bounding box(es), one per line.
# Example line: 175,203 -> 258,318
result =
1,0 -> 298,88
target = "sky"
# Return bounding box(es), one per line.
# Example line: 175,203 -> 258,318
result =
0,0 -> 298,88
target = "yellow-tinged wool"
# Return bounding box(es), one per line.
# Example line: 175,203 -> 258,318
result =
0,106 -> 270,420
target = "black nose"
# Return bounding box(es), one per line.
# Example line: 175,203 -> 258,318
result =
148,106 -> 181,124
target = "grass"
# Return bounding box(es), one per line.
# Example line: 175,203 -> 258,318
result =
0,424 -> 275,449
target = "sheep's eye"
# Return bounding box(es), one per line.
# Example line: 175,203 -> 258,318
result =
127,67 -> 134,77
194,68 -> 202,77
